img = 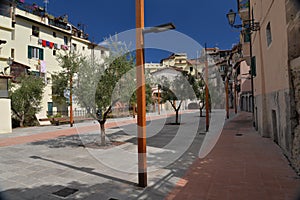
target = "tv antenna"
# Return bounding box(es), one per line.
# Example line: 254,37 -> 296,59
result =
44,0 -> 49,13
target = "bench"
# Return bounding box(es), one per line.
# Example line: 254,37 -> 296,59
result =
51,117 -> 72,126
38,116 -> 93,126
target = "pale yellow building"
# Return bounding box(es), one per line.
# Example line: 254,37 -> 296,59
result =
144,62 -> 164,73
160,53 -> 190,72
0,0 -> 108,120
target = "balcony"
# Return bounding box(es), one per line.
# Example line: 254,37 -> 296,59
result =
0,15 -> 12,30
238,0 -> 249,21
48,18 -> 71,31
16,1 -> 45,18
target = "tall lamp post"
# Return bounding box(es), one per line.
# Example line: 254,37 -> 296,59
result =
157,84 -> 161,115
226,6 -> 260,126
204,45 -> 210,132
136,0 -> 175,187
225,75 -> 229,119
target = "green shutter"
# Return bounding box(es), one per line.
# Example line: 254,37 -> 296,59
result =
251,56 -> 256,77
28,46 -> 32,59
244,30 -> 251,42
39,48 -> 44,60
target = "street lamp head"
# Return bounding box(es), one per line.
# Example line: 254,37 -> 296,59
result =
143,22 -> 176,34
226,9 -> 236,26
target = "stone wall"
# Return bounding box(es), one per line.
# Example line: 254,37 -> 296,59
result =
286,0 -> 300,174
290,57 -> 300,174
255,88 -> 292,157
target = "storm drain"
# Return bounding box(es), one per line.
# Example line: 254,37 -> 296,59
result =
52,187 -> 79,198
235,133 -> 243,136
108,198 -> 119,200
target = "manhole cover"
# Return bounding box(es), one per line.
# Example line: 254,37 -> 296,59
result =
52,187 -> 78,198
235,133 -> 243,136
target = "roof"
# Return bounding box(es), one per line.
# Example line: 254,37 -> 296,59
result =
160,53 -> 187,63
0,75 -> 13,79
150,66 -> 183,75
11,61 -> 31,69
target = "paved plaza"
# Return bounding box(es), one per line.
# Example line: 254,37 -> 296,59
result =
0,111 -> 299,200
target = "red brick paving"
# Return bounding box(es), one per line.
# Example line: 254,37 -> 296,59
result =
166,112 -> 300,200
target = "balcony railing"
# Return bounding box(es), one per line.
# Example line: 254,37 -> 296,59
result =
16,1 -> 45,17
48,18 -> 71,31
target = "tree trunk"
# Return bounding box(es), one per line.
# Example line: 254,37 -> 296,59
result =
20,115 -> 25,127
19,120 -> 24,127
99,122 -> 106,146
132,104 -> 136,118
175,110 -> 179,124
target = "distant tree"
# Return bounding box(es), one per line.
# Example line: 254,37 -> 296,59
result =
128,73 -> 154,118
188,73 -> 206,117
9,75 -> 45,127
160,72 -> 194,124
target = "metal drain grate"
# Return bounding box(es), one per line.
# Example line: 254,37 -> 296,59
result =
52,187 -> 78,198
235,133 -> 243,136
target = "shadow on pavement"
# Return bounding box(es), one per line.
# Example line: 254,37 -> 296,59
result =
0,181 -> 142,200
29,114 -> 184,149
29,156 -> 136,187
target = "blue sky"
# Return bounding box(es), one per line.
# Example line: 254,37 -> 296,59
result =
24,0 -> 241,62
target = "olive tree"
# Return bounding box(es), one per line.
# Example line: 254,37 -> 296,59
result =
9,75 -> 45,127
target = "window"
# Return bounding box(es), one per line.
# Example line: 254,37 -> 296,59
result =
71,43 -> 77,51
32,25 -> 39,37
266,22 -> 272,47
53,32 -> 56,37
53,50 -> 56,56
82,46 -> 85,51
11,30 -> 15,40
64,36 -> 68,45
220,65 -> 226,72
28,46 -> 44,60
11,48 -> 15,58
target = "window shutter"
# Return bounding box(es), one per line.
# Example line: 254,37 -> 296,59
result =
251,56 -> 256,77
39,48 -> 44,60
28,46 -> 32,59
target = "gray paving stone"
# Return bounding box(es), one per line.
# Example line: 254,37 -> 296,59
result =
0,112 -> 204,199
0,171 -> 18,179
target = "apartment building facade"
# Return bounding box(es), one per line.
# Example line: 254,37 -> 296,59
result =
235,0 -> 300,173
0,0 -> 108,119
